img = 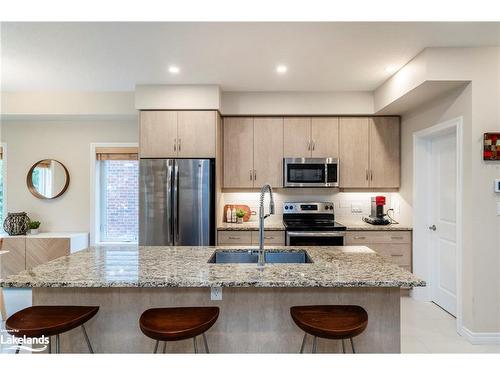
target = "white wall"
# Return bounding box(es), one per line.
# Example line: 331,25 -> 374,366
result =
221,91 -> 374,115
1,119 -> 138,232
380,47 -> 500,335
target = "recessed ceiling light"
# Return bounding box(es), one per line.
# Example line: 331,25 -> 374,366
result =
385,65 -> 398,73
168,66 -> 180,74
276,65 -> 288,74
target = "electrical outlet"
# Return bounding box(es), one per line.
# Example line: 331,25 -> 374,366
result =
351,203 -> 363,214
211,287 -> 222,300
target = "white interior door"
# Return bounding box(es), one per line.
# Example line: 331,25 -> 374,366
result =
429,131 -> 457,316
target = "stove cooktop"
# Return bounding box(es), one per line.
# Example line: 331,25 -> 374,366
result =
282,202 -> 346,231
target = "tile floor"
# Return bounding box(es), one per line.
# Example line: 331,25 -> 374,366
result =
401,296 -> 500,353
2,294 -> 500,353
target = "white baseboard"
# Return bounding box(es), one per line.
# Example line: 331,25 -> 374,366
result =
460,326 -> 500,345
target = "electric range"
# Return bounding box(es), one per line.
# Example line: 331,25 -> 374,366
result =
282,202 -> 346,246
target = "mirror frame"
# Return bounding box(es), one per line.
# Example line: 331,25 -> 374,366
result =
26,159 -> 70,200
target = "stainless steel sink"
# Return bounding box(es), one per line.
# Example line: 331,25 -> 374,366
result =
208,249 -> 313,264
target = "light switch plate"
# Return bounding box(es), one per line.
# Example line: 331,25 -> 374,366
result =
211,287 -> 222,300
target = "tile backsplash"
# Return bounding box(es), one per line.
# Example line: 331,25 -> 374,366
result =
220,188 -> 404,223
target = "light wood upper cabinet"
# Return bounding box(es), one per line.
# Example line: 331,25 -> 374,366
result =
369,117 -> 400,188
253,118 -> 283,187
140,110 -> 216,158
339,118 -> 370,188
177,111 -> 216,157
284,118 -> 311,157
311,117 -> 339,158
223,117 -> 254,188
339,116 -> 400,189
140,111 -> 178,158
283,117 -> 339,158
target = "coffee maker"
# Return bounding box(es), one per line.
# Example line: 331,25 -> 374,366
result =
363,196 -> 391,225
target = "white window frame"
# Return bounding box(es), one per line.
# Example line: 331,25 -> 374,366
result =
89,142 -> 139,246
0,142 -> 7,231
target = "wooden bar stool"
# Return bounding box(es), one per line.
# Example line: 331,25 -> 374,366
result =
290,305 -> 368,353
6,305 -> 99,353
139,306 -> 219,353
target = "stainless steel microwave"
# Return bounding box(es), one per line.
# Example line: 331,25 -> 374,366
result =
283,158 -> 339,188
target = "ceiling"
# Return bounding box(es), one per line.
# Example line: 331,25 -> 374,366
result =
1,22 -> 500,92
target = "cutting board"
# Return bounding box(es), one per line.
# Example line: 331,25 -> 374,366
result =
223,205 -> 254,222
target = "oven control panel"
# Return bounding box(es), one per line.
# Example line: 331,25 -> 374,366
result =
283,202 -> 334,214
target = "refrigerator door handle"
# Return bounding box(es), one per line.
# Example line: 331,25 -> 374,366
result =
166,162 -> 174,245
173,162 -> 180,244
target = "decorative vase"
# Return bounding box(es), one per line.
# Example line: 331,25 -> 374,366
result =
237,217 -> 243,224
3,212 -> 30,236
30,229 -> 39,235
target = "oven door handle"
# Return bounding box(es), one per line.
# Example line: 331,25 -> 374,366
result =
286,231 -> 346,237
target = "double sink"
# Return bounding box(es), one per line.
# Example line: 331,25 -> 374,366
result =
208,249 -> 313,264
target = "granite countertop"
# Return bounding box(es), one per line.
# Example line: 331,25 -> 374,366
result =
0,245 -> 425,288
336,218 -> 413,231
217,218 -> 411,231
217,221 -> 285,231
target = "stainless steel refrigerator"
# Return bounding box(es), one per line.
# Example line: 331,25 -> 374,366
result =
139,159 -> 215,246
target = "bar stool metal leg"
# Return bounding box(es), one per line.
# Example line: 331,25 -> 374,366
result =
350,338 -> 355,353
202,333 -> 210,353
299,333 -> 307,354
312,336 -> 318,353
81,324 -> 94,353
153,340 -> 159,353
55,334 -> 61,354
162,341 -> 167,353
342,339 -> 346,353
48,336 -> 51,354
193,336 -> 198,353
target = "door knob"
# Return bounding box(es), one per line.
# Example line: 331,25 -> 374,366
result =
429,225 -> 437,231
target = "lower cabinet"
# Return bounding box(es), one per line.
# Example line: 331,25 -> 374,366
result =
217,230 -> 285,246
345,230 -> 412,271
0,233 -> 89,278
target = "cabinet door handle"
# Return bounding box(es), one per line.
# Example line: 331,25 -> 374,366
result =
250,170 -> 253,181
307,141 -> 311,151
366,170 -> 369,180
263,236 -> 274,240
390,254 -> 404,257
370,170 -> 373,181
253,170 -> 256,180
174,139 -> 177,152
353,236 -> 366,240
312,141 -> 315,151
391,236 -> 404,240
228,236 -> 241,240
178,138 -> 181,152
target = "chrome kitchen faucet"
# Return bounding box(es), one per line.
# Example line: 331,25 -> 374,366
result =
258,183 -> 275,267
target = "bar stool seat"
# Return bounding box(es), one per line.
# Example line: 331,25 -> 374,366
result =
140,306 -> 219,353
6,305 -> 99,353
290,305 -> 368,353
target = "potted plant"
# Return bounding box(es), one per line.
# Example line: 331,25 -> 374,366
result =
28,220 -> 41,235
235,209 -> 246,224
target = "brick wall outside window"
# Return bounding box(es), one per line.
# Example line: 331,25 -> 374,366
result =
100,160 -> 138,242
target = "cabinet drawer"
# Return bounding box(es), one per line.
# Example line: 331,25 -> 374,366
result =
369,244 -> 411,267
217,231 -> 252,245
345,231 -> 411,244
251,231 -> 285,245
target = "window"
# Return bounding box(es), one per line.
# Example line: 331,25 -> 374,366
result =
97,147 -> 139,243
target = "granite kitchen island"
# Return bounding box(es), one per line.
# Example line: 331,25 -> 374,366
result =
1,245 -> 424,353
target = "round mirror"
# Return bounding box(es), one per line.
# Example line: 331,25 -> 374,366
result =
27,159 -> 70,199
